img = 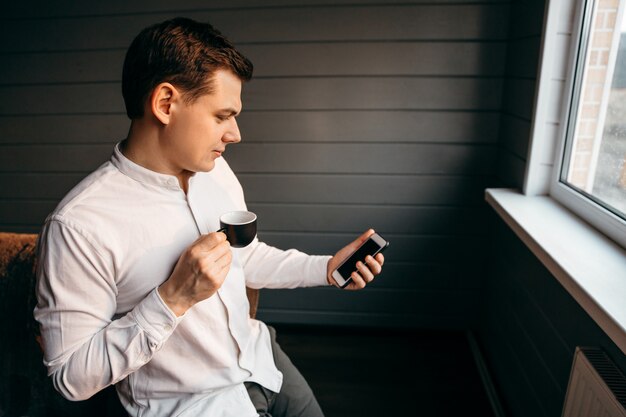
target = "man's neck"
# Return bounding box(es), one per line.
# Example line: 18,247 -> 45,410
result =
122,120 -> 193,193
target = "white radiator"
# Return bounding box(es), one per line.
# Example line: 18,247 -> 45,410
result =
562,347 -> 626,417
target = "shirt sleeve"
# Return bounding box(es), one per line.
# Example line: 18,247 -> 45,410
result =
34,217 -> 179,401
216,158 -> 332,289
237,237 -> 331,289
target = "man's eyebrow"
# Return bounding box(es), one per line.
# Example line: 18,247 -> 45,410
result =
217,108 -> 240,116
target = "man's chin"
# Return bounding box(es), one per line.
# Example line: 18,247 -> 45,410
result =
197,160 -> 217,173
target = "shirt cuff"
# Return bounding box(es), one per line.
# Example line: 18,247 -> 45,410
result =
309,255 -> 332,287
132,288 -> 179,346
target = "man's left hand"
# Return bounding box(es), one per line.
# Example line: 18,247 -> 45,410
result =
327,229 -> 385,290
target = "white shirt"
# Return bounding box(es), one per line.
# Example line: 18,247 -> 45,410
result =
34,143 -> 331,417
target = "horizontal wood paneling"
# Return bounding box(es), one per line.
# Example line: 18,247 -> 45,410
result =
0,200 -> 488,235
244,78 -> 503,111
0,228 -> 487,267
238,111 -> 501,144
501,78 -> 536,121
364,262 -> 484,290
0,173 -> 492,206
256,308 -> 475,329
0,143 -> 496,175
259,287 -> 480,317
257,285 -> 482,329
0,201 -> 56,226
0,115 -> 127,144
240,174 -> 491,205
0,173 -> 86,199
494,287 -> 564,417
0,145 -> 113,172
259,232 -> 486,264
482,281 -> 552,417
0,50 -> 125,85
508,0 -> 546,39
0,77 -> 503,115
506,36 -> 541,79
250,204 -> 489,235
243,42 -> 507,77
0,84 -> 124,115
5,0 -> 509,20
496,148 -> 526,188
0,42 -> 507,85
499,113 -> 531,159
502,268 -> 571,388
229,143 -> 496,175
0,5 -> 510,52
496,0 -> 543,190
0,111 -> 501,145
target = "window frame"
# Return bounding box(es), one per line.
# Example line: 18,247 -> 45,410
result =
551,0 -> 626,249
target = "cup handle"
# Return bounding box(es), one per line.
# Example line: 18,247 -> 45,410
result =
217,227 -> 227,234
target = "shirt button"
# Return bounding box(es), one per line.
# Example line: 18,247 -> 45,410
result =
164,324 -> 172,332
149,342 -> 158,349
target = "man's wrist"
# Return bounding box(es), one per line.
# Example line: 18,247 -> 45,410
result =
158,283 -> 192,317
326,258 -> 339,288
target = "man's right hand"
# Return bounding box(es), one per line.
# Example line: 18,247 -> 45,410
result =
158,232 -> 232,316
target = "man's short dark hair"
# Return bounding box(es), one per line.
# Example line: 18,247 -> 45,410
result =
122,17 -> 253,119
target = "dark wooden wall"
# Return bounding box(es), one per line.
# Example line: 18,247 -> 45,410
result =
495,0 -> 544,188
481,218 -> 626,417
0,0 -> 509,328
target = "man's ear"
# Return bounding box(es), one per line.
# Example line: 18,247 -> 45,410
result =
150,83 -> 179,125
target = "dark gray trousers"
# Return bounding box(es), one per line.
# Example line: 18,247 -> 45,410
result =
245,326 -> 325,417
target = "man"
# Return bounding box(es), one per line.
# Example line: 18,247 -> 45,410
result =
34,18 -> 384,417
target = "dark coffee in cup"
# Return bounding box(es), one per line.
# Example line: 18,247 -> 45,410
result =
218,211 -> 257,248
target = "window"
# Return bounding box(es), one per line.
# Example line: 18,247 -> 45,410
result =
552,0 -> 626,248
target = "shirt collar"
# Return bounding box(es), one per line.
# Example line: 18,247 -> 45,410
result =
111,141 -> 183,190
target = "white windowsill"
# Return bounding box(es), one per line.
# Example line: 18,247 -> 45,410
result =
486,188 -> 626,355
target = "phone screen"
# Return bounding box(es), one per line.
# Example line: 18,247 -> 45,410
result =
337,238 -> 385,280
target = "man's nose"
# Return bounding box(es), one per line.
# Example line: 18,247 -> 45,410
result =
223,118 -> 241,143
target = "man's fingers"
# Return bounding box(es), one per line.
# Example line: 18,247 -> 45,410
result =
356,261 -> 375,283
194,245 -> 232,278
214,249 -> 232,272
194,236 -> 230,259
328,228 -> 386,291
364,255 -> 382,276
189,241 -> 226,263
349,272 -> 367,289
344,246 -> 385,290
189,238 -> 232,277
194,232 -> 227,251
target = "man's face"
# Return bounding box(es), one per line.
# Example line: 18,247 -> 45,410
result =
163,69 -> 243,174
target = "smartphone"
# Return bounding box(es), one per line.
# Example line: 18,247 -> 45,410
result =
331,232 -> 389,288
